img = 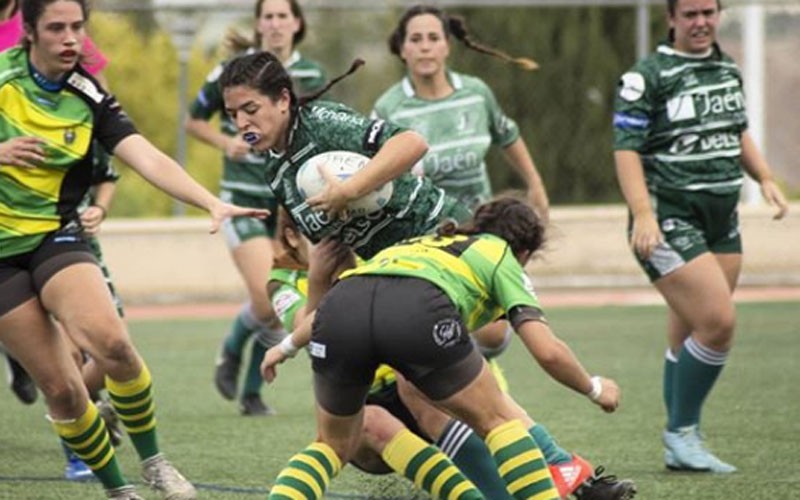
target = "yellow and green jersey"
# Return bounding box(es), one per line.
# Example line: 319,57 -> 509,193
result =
0,47 -> 136,258
269,267 -> 309,330
342,233 -> 543,332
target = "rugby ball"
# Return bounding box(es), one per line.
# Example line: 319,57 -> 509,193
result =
296,150 -> 393,216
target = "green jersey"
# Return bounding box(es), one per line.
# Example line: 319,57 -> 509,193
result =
342,233 -> 543,332
259,100 -> 463,259
613,42 -> 748,194
188,50 -> 326,199
372,71 -> 520,210
268,267 -> 308,329
0,48 -> 137,258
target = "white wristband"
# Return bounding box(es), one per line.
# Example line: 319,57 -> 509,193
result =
587,376 -> 603,401
278,335 -> 299,358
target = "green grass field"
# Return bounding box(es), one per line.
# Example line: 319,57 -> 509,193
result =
2,301 -> 798,499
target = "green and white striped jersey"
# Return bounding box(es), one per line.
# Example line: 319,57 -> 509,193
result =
257,100 -> 462,259
372,71 -> 519,210
188,50 -> 326,200
613,43 -> 748,194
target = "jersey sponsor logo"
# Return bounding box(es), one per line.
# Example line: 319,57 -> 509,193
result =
619,72 -> 645,102
669,132 -> 739,155
668,87 -> 745,123
363,119 -> 385,152
432,318 -> 463,348
310,105 -> 366,127
666,94 -> 696,122
67,72 -> 103,103
613,112 -> 650,130
64,129 -> 76,145
521,272 -> 536,296
273,290 -> 301,318
309,341 -> 327,359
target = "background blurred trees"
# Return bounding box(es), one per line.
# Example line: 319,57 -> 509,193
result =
89,6 -> 665,217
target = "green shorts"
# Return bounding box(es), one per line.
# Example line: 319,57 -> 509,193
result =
631,188 -> 741,282
220,189 -> 279,248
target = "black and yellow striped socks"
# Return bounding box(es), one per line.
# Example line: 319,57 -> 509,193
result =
50,401 -> 128,490
269,442 -> 342,499
106,363 -> 159,460
485,420 -> 559,500
383,429 -> 484,500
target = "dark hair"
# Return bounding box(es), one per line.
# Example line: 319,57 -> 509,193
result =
667,0 -> 722,42
275,207 -> 305,266
219,50 -> 363,108
439,195 -> 546,257
22,0 -> 88,50
388,4 -> 537,71
0,0 -> 17,15
228,0 -> 307,54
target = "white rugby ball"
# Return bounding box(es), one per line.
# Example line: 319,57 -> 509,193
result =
296,150 -> 393,216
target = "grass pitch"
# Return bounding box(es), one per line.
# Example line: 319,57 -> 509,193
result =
1,301 -> 798,499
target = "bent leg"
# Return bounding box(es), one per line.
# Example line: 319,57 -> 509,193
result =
0,299 -> 129,491
434,363 -> 560,500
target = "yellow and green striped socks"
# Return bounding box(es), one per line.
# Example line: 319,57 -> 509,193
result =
269,442 -> 342,499
50,401 -> 128,490
106,363 -> 159,460
485,420 -> 559,500
383,429 -> 484,500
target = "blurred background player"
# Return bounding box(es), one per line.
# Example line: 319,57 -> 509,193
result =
613,0 -> 788,474
372,4 -> 549,221
185,0 -> 326,416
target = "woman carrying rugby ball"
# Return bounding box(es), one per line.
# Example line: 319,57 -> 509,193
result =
220,51 -> 469,308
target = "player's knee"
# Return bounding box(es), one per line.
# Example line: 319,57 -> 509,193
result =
40,375 -> 84,413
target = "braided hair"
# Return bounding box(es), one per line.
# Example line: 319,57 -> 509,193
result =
388,4 -> 537,71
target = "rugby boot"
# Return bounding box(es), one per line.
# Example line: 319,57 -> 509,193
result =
213,347 -> 240,400
141,454 -> 197,500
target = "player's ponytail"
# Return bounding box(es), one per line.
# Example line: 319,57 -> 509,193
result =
388,4 -> 538,71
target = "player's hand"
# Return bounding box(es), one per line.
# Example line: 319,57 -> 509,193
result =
630,211 -> 663,260
0,137 -> 46,169
760,179 -> 789,220
224,136 -> 251,161
591,377 -> 621,413
207,200 -> 269,234
309,238 -> 355,286
80,205 -> 107,235
261,345 -> 287,383
306,163 -> 355,220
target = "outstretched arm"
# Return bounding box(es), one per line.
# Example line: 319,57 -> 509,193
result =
515,319 -> 620,413
113,134 -> 269,232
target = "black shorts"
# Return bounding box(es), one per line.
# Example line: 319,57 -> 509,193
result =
311,276 -> 483,416
0,232 -> 96,316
